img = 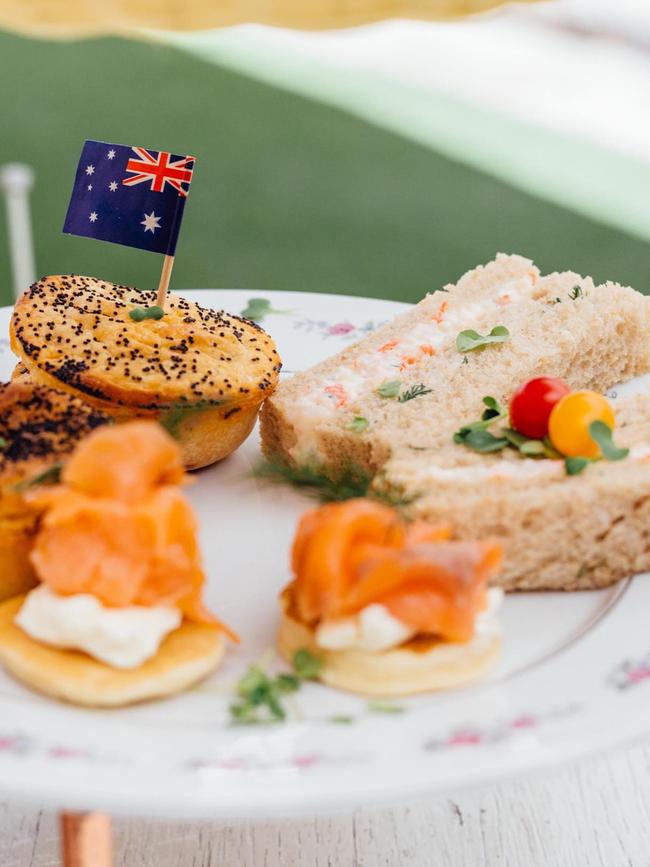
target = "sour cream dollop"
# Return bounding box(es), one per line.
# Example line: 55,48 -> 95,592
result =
15,585 -> 182,669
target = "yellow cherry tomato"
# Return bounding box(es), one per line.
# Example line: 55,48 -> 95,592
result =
548,391 -> 615,459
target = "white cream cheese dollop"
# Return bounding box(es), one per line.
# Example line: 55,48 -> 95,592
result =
315,588 -> 503,653
316,603 -> 415,652
15,585 -> 182,669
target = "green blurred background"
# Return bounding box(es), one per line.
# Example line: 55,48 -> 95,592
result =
0,30 -> 648,306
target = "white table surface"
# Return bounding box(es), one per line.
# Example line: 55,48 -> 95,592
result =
2,739 -> 649,866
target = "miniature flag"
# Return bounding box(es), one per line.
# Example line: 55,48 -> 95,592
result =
63,140 -> 195,256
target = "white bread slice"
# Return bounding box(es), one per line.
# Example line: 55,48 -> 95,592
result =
381,393 -> 650,592
260,254 -> 650,477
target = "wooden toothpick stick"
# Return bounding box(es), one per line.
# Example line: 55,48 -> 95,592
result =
60,812 -> 114,867
156,254 -> 175,308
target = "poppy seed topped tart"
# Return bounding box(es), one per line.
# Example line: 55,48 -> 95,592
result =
10,275 -> 282,468
0,379 -> 110,602
0,379 -> 109,487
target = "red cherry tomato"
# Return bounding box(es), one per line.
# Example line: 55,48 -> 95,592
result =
509,377 -> 571,439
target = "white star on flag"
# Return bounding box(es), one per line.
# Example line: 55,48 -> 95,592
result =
109,181 -> 118,192
87,184 -> 93,191
107,149 -> 116,160
85,165 -> 95,176
141,211 -> 161,234
89,212 -> 98,223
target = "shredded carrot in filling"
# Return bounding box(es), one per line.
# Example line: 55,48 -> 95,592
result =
28,421 -> 236,639
378,339 -> 399,353
324,383 -> 348,408
420,344 -> 435,356
432,301 -> 448,324
399,355 -> 417,371
289,499 -> 501,644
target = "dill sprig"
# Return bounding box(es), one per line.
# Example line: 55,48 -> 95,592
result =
253,458 -> 414,508
253,458 -> 372,502
13,463 -> 63,492
397,383 -> 433,403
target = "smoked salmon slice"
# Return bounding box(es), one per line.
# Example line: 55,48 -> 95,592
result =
29,421 -> 236,640
289,499 -> 501,643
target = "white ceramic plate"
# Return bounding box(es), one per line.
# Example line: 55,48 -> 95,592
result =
1,289 -> 650,819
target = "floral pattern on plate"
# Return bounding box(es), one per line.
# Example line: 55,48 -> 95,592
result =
609,653 -> 650,690
293,317 -> 385,340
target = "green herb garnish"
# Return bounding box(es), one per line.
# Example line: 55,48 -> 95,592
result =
519,439 -> 547,457
569,286 -> 583,300
456,397 -> 567,458
346,416 -> 369,432
240,298 -> 291,322
253,459 -> 373,502
0,437 -> 6,450
329,715 -> 354,725
588,421 -> 629,461
565,456 -> 590,476
455,398 -> 565,461
129,305 -> 165,322
500,428 -> 527,448
13,463 -> 62,492
458,429 -> 509,453
376,381 -> 432,402
376,380 -> 402,399
253,458 -> 413,508
480,396 -> 503,420
229,650 -> 324,725
501,428 -> 555,458
453,396 -> 507,444
229,663 -> 289,724
542,437 -> 563,459
456,326 -> 510,353
367,702 -> 405,715
293,648 -> 324,680
276,673 -> 302,692
398,383 -> 433,403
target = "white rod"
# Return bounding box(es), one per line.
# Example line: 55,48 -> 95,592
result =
0,163 -> 36,299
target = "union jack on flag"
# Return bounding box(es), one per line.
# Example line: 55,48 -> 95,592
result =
63,139 -> 196,256
123,147 -> 195,198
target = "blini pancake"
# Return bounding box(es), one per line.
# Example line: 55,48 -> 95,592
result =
277,593 -> 500,698
0,596 -> 225,707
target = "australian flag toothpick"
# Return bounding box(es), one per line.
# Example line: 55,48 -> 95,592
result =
63,139 -> 195,257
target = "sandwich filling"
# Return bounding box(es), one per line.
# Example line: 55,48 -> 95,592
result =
286,275 -> 534,462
